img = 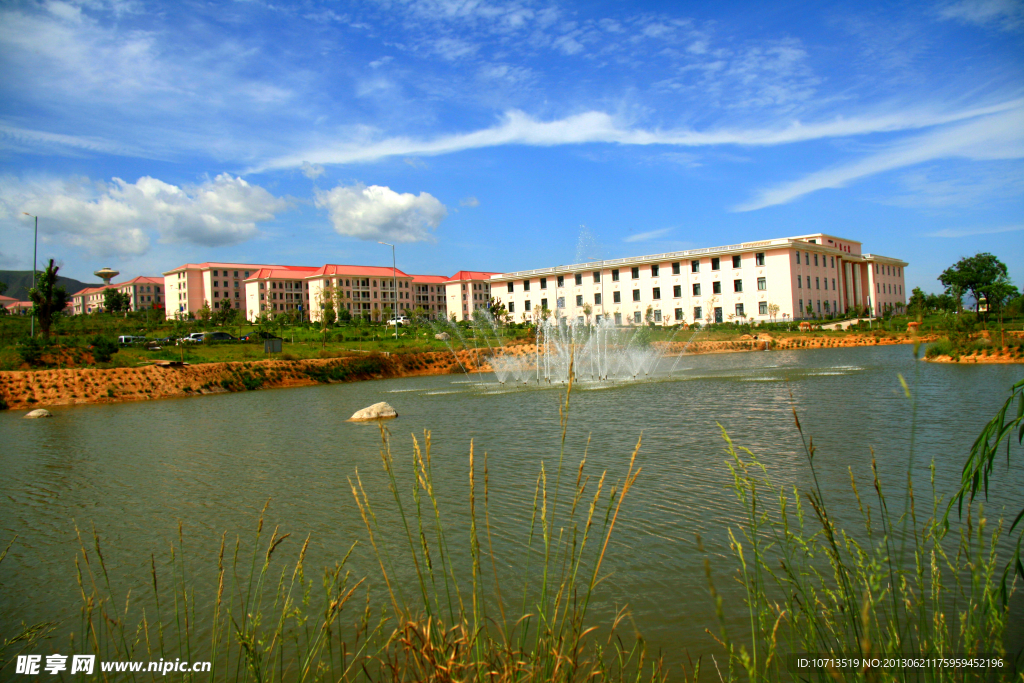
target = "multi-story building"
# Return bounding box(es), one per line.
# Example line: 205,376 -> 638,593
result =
163,262 -> 277,319
410,275 -> 450,320
490,233 -> 906,325
264,264 -> 401,323
445,271 -> 501,321
116,276 -> 164,311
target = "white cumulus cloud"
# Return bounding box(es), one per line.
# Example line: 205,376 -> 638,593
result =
0,173 -> 286,257
301,161 -> 325,179
314,183 -> 447,243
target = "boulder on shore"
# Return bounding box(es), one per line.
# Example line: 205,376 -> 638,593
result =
349,401 -> 398,421
25,408 -> 53,419
434,332 -> 450,341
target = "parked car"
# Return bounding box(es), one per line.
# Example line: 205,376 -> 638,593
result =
241,331 -> 282,342
117,335 -> 147,346
386,316 -> 410,326
178,332 -> 206,344
204,332 -> 238,342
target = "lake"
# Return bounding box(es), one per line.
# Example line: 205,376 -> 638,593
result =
2,345 -> 1022,672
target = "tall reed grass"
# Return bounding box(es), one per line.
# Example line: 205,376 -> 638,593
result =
1,370 -> 1019,682
697,406 -> 1018,682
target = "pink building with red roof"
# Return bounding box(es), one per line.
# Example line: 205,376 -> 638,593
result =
71,276 -> 163,315
163,262 -> 280,318
444,270 -> 501,321
242,265 -> 320,320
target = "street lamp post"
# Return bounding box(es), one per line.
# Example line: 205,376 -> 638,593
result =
23,213 -> 38,337
378,241 -> 398,340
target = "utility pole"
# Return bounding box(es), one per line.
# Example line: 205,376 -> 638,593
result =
379,241 -> 397,340
23,213 -> 37,337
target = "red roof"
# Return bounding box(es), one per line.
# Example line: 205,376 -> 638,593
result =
306,264 -> 413,279
163,262 -> 283,275
246,266 -> 321,280
411,274 -> 450,284
117,276 -> 163,286
448,270 -> 501,282
0,294 -> 17,304
72,284 -> 117,297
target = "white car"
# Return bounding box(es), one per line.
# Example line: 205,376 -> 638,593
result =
386,316 -> 410,326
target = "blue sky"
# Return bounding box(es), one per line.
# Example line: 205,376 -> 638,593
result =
0,0 -> 1021,293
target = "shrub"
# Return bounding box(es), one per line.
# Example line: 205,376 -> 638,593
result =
89,336 -> 119,363
17,337 -> 44,366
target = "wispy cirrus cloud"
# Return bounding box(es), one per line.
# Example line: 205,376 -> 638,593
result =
939,0 -> 1024,31
732,106 -> 1024,211
624,228 -> 672,242
253,99 -> 1023,172
925,223 -> 1024,237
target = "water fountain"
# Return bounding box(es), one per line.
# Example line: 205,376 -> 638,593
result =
426,310 -> 703,386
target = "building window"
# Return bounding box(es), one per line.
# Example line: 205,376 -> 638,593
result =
806,276 -> 811,288
633,311 -> 642,324
593,271 -> 600,283
576,295 -> 583,306
594,293 -> 602,305
816,277 -> 820,289
732,255 -> 741,268
755,252 -> 765,266
672,262 -> 680,275
832,278 -> 836,290
711,257 -> 720,271
734,279 -> 743,293
575,273 -> 583,285
651,265 -> 659,277
556,275 -> 564,287
712,281 -> 722,294
652,287 -> 661,300
612,269 -> 620,281
673,284 -> 682,297
830,257 -> 835,268
691,260 -> 700,273
613,291 -> 621,303
814,254 -> 819,266
759,301 -> 768,315
757,277 -> 766,290
631,267 -> 640,279
692,283 -> 701,296
541,298 -> 548,310
523,280 -> 530,291
508,282 -> 514,293
632,289 -> 641,302
525,299 -> 531,311
694,306 -> 702,320
614,312 -> 622,325
735,303 -> 744,317
714,307 -> 723,323
674,307 -> 683,320
796,252 -> 801,265
540,277 -> 547,289
653,310 -> 662,322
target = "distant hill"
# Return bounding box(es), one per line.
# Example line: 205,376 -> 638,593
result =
0,270 -> 102,301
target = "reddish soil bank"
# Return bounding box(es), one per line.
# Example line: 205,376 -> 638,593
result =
2,333 -> 1019,411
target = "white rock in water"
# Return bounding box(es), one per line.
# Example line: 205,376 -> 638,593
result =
25,408 -> 53,419
434,332 -> 450,341
349,401 -> 398,421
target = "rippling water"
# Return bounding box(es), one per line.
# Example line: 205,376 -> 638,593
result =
2,345 -> 1022,671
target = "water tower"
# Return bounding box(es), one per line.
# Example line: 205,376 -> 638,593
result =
94,267 -> 119,286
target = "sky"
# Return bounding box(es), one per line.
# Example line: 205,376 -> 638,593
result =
0,0 -> 1021,294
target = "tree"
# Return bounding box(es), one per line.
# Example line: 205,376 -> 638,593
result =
582,302 -> 593,326
103,287 -> 129,314
197,300 -> 212,323
908,287 -> 927,320
487,296 -> 507,322
939,253 -> 1008,314
28,259 -> 70,340
215,298 -> 236,326
767,302 -> 780,323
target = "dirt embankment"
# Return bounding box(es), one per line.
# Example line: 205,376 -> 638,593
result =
3,332 -> 1019,411
0,349 -> 491,411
